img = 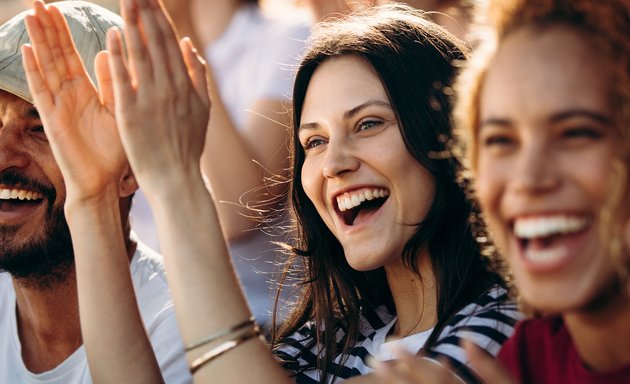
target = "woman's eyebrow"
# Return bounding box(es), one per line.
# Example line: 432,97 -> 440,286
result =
298,122 -> 319,133
479,109 -> 613,130
298,100 -> 392,133
479,117 -> 511,129
343,100 -> 391,120
549,109 -> 612,124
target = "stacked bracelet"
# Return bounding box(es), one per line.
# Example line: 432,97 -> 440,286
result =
189,326 -> 263,374
186,316 -> 261,374
185,317 -> 256,352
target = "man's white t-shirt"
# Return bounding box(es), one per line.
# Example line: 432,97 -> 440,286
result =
0,241 -> 191,384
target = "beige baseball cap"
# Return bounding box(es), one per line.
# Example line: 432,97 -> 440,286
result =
0,1 -> 123,104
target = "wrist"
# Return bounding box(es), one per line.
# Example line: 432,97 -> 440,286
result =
141,163 -> 207,203
64,183 -> 121,219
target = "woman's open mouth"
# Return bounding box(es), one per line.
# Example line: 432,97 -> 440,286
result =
336,188 -> 390,226
513,214 -> 590,266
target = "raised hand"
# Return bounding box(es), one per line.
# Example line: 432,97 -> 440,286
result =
107,0 -> 210,195
21,0 -> 128,203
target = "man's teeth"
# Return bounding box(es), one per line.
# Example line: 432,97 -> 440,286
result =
0,188 -> 44,201
337,188 -> 389,212
514,215 -> 588,239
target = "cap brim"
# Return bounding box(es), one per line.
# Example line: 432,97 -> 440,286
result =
0,49 -> 33,104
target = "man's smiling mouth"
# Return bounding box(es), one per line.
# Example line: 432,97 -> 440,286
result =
0,187 -> 45,211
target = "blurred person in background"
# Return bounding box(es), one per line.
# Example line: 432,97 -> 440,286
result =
389,0 -> 471,43
371,0 -> 630,382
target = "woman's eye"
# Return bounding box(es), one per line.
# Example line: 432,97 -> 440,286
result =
303,137 -> 326,150
562,127 -> 602,140
482,135 -> 513,147
357,119 -> 382,131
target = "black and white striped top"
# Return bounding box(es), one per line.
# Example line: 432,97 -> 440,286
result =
274,286 -> 522,383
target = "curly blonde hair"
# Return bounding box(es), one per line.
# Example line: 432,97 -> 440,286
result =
453,0 -> 630,312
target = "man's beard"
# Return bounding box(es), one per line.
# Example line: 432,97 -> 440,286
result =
0,178 -> 74,289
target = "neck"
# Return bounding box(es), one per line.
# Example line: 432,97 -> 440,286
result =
564,290 -> 630,372
12,268 -> 82,373
11,236 -> 136,373
385,251 -> 437,337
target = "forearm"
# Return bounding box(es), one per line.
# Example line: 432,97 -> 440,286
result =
65,191 -> 163,384
166,4 -> 290,239
202,67 -> 290,239
145,166 -> 291,383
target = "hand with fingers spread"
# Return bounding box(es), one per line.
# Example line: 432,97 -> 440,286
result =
106,0 -> 210,195
21,0 -> 128,204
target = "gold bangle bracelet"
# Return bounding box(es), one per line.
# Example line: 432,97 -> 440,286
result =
185,317 -> 256,352
189,327 -> 262,374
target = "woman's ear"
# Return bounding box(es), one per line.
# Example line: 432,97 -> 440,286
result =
119,165 -> 139,198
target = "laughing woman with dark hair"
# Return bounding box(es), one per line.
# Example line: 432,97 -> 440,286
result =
272,6 -> 520,383
21,0 -> 520,383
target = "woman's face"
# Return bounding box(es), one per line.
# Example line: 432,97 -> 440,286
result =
476,26 -> 622,312
298,55 -> 435,271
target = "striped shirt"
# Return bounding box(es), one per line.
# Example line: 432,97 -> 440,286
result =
274,286 -> 522,383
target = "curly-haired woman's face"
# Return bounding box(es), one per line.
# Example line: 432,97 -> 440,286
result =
298,55 -> 435,271
475,26 -> 623,313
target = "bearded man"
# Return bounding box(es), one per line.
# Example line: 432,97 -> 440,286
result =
0,2 -> 191,383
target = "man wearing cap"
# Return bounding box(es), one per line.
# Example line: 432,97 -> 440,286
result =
0,2 -> 191,383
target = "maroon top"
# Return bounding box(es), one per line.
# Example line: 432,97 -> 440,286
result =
498,316 -> 630,383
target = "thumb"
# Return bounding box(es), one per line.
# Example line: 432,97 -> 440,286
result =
95,50 -> 115,111
180,37 -> 210,106
463,340 -> 514,384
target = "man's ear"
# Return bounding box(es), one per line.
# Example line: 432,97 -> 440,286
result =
119,165 -> 139,198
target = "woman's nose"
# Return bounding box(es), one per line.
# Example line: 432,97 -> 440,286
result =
511,142 -> 560,195
322,138 -> 360,179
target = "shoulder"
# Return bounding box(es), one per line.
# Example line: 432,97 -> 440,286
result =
500,315 -> 566,356
130,242 -> 168,287
425,286 -> 524,383
129,243 -> 175,331
130,244 -> 191,383
437,286 -> 523,350
0,272 -> 14,325
498,317 -> 571,381
0,272 -> 12,298
274,305 -> 395,382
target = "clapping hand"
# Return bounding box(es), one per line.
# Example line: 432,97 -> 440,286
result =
106,0 -> 210,195
22,0 -> 130,203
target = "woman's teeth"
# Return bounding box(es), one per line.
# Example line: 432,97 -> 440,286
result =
514,215 -> 589,239
337,188 -> 389,212
524,247 -> 565,264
